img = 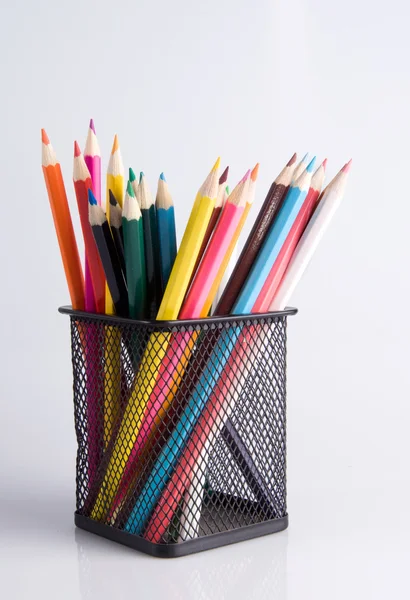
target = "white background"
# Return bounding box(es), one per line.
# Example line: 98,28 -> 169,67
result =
1,0 -> 409,598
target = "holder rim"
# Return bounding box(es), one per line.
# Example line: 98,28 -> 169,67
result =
58,305 -> 298,327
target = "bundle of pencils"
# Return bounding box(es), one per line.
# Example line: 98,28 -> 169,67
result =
42,122 -> 351,541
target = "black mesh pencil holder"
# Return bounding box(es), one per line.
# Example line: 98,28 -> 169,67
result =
59,306 -> 297,558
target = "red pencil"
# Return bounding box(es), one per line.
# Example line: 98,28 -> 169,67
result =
73,141 -> 105,313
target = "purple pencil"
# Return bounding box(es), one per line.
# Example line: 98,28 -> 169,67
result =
84,119 -> 103,311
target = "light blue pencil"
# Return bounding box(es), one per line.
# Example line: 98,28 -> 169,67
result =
156,173 -> 177,289
124,158 -> 316,534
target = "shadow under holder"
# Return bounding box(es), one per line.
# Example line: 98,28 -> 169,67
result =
59,305 -> 297,558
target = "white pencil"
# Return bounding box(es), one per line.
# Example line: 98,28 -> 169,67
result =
270,160 -> 352,310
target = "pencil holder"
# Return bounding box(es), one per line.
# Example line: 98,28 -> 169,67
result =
60,306 -> 297,558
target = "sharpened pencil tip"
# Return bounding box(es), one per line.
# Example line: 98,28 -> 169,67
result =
242,169 -> 251,183
219,166 -> 229,185
41,129 -> 50,144
111,134 -> 119,154
322,158 -> 328,170
89,118 -> 96,134
212,157 -> 221,172
159,172 -> 166,182
342,159 -> 353,173
301,152 -> 309,163
74,141 -> 81,157
109,190 -> 118,206
287,153 -> 297,166
127,180 -> 135,197
306,157 -> 316,173
129,167 -> 137,182
251,163 -> 260,182
139,171 -> 144,183
88,188 -> 97,205
226,185 -> 230,195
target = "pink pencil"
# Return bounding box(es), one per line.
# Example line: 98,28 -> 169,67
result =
107,172 -> 251,519
84,119 -> 102,312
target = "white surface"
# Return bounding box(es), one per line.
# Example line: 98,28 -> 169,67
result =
1,0 -> 410,598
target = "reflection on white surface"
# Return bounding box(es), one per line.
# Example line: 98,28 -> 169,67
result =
75,529 -> 288,600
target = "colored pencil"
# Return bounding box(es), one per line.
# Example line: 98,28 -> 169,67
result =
106,135 -> 124,315
108,190 -> 125,275
73,141 -> 106,313
90,159 -> 220,521
129,167 -> 139,203
271,160 -> 352,311
88,190 -> 128,317
253,159 -> 327,312
108,171 -> 250,519
188,166 -> 229,287
233,157 -> 316,314
292,152 -> 309,183
122,181 -> 147,320
84,119 -> 102,312
41,129 -> 84,310
137,173 -> 163,319
215,153 -> 297,315
156,173 -> 177,289
145,161 -> 352,541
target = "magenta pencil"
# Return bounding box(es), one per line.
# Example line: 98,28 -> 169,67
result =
84,119 -> 102,312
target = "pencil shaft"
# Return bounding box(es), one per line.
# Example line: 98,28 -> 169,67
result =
215,179 -> 289,315
91,221 -> 128,317
157,207 -> 177,289
141,205 -> 162,319
42,164 -> 85,309
123,217 -> 147,320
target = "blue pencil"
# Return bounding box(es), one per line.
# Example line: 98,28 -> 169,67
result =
156,173 -> 177,289
124,158 -> 316,534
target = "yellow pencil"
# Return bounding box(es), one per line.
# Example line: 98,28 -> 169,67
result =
91,158 -> 220,521
103,135 -> 124,447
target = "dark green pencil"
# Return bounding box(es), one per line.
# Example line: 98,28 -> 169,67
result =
137,173 -> 162,319
123,181 -> 147,320
108,190 -> 126,275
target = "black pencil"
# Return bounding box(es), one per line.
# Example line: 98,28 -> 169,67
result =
108,190 -> 126,275
88,189 -> 128,317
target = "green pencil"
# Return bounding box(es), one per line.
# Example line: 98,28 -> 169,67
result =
137,173 -> 163,319
123,181 -> 147,320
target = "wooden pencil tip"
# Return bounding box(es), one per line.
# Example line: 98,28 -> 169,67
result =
129,167 -> 137,182
306,156 -> 316,173
219,166 -> 229,185
301,152 -> 309,163
251,163 -> 260,182
342,159 -> 353,173
41,128 -> 50,145
74,140 -> 81,157
111,134 -> 119,154
139,171 -> 144,183
212,157 -> 221,172
89,118 -> 96,133
287,152 -> 297,166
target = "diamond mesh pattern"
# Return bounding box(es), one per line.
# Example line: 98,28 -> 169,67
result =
68,312 -> 289,546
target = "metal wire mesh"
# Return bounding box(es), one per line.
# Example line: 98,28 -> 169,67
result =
66,309 -> 291,548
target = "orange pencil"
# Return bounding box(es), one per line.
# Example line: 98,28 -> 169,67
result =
73,142 -> 106,313
41,129 -> 84,309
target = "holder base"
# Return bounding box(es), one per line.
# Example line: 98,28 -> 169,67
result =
74,512 -> 289,558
